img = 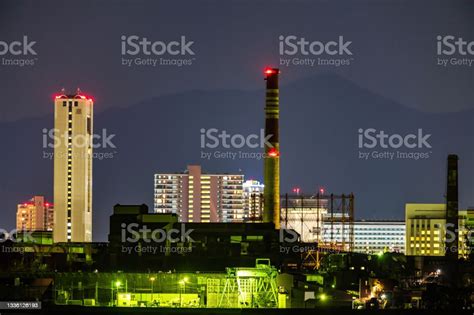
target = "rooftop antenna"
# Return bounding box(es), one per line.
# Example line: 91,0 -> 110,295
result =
76,87 -> 82,95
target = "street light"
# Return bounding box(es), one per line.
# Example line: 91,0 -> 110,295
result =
179,277 -> 188,307
113,281 -> 121,306
149,277 -> 156,293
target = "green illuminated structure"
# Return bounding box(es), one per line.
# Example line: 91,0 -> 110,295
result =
217,258 -> 279,308
53,258 -> 283,308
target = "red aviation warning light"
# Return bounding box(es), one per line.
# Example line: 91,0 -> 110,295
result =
75,94 -> 94,102
264,67 -> 279,76
268,147 -> 279,157
53,89 -> 94,102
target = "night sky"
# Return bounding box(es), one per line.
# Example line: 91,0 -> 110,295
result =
0,0 -> 473,241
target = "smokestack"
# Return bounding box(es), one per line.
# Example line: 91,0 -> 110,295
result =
445,154 -> 458,260
263,67 -> 280,229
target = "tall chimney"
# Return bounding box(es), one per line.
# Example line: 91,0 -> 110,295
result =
445,154 -> 458,260
263,67 -> 280,229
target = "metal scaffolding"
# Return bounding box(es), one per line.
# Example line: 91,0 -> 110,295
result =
280,193 -> 355,269
216,259 -> 278,308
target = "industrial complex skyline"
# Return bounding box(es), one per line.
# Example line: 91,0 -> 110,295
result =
1,1 -> 474,312
1,0 -> 474,242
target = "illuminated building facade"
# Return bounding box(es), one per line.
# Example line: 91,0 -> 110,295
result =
16,196 -> 54,232
281,198 -> 328,243
405,203 -> 474,257
323,220 -> 405,254
154,165 -> 244,222
243,180 -> 264,222
53,91 -> 93,242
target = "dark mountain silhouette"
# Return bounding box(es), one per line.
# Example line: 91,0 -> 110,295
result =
1,73 -> 473,241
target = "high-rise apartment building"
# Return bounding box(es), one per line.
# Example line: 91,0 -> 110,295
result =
16,196 -> 54,232
154,165 -> 244,222
243,180 -> 264,222
53,91 -> 93,242
405,203 -> 474,258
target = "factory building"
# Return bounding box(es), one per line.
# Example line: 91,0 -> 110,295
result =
109,204 -> 297,271
322,220 -> 405,254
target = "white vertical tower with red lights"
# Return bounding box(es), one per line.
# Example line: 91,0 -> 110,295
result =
53,90 -> 93,242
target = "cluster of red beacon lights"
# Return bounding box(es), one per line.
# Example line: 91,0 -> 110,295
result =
292,187 -> 301,194
21,202 -> 52,207
54,94 -> 93,102
291,188 -> 325,195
